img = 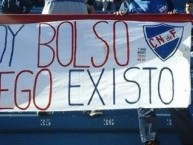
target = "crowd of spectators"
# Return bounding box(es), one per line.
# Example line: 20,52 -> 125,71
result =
0,0 -> 187,14
0,0 -> 124,14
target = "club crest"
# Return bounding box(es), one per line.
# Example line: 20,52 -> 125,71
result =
143,23 -> 184,61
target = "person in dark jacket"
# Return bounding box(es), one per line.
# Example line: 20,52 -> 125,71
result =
86,0 -> 95,14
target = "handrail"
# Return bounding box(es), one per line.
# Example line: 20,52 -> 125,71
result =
0,14 -> 192,24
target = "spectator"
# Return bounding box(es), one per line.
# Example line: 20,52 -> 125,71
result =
94,0 -> 116,13
115,0 -> 193,145
94,0 -> 107,12
39,0 -> 88,116
42,0 -> 88,14
40,0 -> 103,117
1,0 -> 33,14
169,3 -> 193,145
114,0 -> 124,11
186,0 -> 193,52
103,0 -> 116,12
186,0 -> 193,14
86,0 -> 95,14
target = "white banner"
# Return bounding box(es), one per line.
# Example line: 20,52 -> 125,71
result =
0,20 -> 191,111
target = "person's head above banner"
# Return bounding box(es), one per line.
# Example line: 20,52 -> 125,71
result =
186,0 -> 193,14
